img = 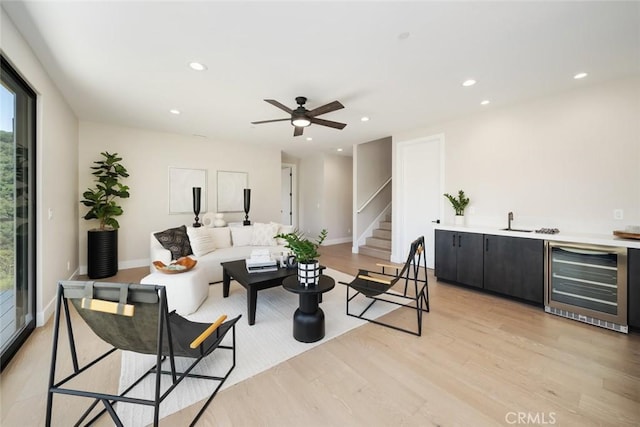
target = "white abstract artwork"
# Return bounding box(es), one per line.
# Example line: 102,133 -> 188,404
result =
168,167 -> 207,214
217,171 -> 248,212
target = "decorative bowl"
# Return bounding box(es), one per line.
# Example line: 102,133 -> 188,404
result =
153,257 -> 197,274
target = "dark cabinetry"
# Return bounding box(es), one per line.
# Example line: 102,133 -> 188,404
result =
435,230 -> 483,288
629,248 -> 640,329
483,235 -> 544,304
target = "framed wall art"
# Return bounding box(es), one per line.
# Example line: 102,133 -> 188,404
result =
217,170 -> 248,212
168,167 -> 207,214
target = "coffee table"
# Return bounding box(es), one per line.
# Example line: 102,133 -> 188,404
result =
221,260 -> 325,325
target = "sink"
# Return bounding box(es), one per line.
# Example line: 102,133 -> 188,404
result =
501,228 -> 533,233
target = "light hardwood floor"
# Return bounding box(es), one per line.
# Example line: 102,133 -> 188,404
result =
2,243 -> 639,426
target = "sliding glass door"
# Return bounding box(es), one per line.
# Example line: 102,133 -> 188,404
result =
1,56 -> 36,370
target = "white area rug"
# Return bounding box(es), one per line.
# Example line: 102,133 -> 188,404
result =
117,268 -> 396,426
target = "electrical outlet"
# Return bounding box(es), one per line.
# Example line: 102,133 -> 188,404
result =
67,261 -> 71,271
614,209 -> 624,220
48,208 -> 53,220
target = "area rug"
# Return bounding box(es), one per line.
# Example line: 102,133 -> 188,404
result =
117,268 -> 396,426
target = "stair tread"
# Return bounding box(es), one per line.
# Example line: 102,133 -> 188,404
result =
359,245 -> 391,261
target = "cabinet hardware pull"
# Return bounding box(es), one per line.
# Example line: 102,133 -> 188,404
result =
458,235 -> 461,247
486,238 -> 489,251
452,235 -> 456,247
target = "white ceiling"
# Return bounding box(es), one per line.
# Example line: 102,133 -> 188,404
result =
3,1 -> 639,157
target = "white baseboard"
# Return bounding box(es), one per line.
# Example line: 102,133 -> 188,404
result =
323,237 -> 352,246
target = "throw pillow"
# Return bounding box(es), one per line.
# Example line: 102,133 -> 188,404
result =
186,226 -> 216,257
230,226 -> 253,247
154,225 -> 193,260
211,227 -> 232,248
272,222 -> 294,245
251,222 -> 279,246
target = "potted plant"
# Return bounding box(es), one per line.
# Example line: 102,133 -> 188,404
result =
444,190 -> 470,225
81,152 -> 130,278
274,228 -> 327,286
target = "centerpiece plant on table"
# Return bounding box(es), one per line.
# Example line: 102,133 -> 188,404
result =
274,228 -> 327,285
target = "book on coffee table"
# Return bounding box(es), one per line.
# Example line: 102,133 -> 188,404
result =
246,251 -> 278,273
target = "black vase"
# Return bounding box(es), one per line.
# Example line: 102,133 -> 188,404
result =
243,188 -> 251,226
87,229 -> 118,279
193,187 -> 202,227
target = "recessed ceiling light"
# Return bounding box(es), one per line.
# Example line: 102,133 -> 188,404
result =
361,116 -> 370,122
480,100 -> 490,105
189,62 -> 207,71
462,79 -> 477,87
337,148 -> 343,152
306,137 -> 313,141
169,109 -> 181,115
398,32 -> 410,40
574,72 -> 588,79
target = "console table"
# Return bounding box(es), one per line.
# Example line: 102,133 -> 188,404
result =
282,275 -> 335,343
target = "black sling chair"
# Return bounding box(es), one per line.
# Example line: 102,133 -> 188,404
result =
46,280 -> 240,426
341,236 -> 429,336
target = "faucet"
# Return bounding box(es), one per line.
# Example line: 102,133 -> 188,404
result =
508,212 -> 514,230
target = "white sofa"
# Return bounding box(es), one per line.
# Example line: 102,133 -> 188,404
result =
150,222 -> 291,284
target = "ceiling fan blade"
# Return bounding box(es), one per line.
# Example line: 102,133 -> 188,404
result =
310,117 -> 347,130
264,99 -> 293,114
307,100 -> 344,117
251,118 -> 290,124
293,126 -> 304,137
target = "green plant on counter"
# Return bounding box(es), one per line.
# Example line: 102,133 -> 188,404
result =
444,190 -> 470,215
274,229 -> 328,263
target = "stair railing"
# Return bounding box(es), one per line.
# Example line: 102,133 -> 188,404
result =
357,177 -> 391,214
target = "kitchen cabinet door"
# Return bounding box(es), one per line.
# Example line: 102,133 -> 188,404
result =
629,248 -> 640,329
435,230 -> 457,282
434,230 -> 483,288
456,232 -> 484,288
483,235 -> 544,304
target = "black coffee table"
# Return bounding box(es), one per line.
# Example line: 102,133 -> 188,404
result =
282,275 -> 335,343
221,260 -> 325,325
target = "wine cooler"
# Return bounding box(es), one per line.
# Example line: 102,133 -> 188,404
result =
544,241 -> 627,333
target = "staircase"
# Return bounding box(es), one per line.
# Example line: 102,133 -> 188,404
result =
359,216 -> 392,260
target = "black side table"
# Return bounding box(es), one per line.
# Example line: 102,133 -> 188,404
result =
282,275 -> 335,343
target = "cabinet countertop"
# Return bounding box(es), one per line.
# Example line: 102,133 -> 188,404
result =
434,224 -> 640,249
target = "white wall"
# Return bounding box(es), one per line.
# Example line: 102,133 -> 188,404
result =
299,154 -> 353,245
299,155 -> 324,238
1,9 -> 79,326
78,121 -> 282,272
394,76 -> 640,235
323,154 -> 353,244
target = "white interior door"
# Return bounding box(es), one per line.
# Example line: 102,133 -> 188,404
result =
281,166 -> 292,225
395,135 -> 443,268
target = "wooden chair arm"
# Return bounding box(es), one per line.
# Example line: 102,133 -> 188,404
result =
375,262 -> 403,271
190,315 -> 228,349
357,274 -> 392,285
81,298 -> 135,317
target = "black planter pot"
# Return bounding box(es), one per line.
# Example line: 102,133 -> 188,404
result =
87,229 -> 118,279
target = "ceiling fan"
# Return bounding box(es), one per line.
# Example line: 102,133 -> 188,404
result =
251,96 -> 347,137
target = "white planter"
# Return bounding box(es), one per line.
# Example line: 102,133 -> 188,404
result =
298,261 -> 320,286
454,215 -> 465,226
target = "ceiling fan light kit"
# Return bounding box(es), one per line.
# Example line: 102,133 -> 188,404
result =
252,96 -> 347,137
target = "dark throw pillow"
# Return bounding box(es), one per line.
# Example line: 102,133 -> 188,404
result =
154,225 -> 193,260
